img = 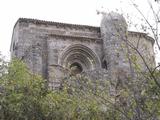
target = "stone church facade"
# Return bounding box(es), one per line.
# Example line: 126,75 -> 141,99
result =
10,12 -> 155,89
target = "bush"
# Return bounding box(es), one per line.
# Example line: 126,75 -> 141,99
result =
0,59 -> 108,120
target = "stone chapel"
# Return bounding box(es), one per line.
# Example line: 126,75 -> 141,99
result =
10,12 -> 155,89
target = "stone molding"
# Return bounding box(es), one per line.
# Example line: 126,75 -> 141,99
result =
58,44 -> 101,70
16,18 -> 100,32
47,33 -> 102,42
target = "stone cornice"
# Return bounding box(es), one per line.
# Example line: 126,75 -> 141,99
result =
17,18 -> 100,32
128,31 -> 155,45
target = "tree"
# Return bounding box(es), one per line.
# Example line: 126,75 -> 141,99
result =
0,58 -> 112,120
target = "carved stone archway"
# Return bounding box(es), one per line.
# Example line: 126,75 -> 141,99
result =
59,44 -> 100,74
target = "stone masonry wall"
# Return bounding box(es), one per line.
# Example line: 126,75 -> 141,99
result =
11,17 -> 155,89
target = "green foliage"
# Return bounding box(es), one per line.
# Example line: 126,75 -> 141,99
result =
0,57 -> 160,120
0,59 -> 109,120
0,59 -> 47,120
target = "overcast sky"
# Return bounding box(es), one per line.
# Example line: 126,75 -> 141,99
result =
0,0 -> 159,63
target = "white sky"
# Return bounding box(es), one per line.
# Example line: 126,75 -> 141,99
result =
0,0 -> 159,63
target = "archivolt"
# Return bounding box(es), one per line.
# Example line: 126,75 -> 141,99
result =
59,44 -> 100,71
